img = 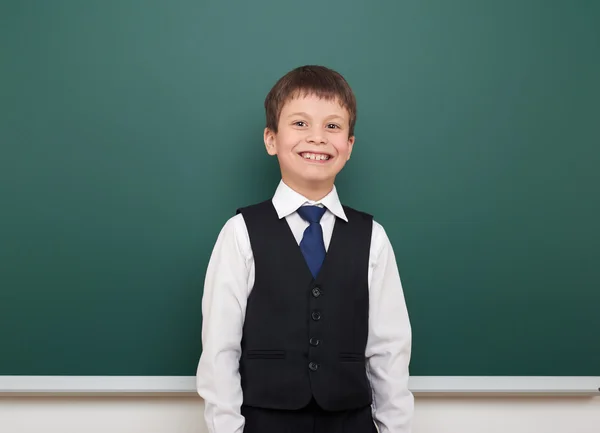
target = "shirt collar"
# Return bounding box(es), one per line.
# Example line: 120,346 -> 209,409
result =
272,180 -> 348,222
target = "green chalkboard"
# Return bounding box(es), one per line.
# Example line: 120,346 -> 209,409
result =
1,0 -> 599,377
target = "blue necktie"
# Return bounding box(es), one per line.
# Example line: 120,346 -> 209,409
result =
297,205 -> 327,278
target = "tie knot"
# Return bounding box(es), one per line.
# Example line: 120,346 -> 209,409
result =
297,205 -> 326,224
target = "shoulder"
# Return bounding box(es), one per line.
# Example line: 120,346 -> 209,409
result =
342,205 -> 386,238
341,204 -> 373,222
216,198 -> 276,258
210,212 -> 252,262
236,199 -> 273,216
214,212 -> 247,243
371,219 -> 389,249
341,204 -> 387,239
342,205 -> 391,255
220,212 -> 246,232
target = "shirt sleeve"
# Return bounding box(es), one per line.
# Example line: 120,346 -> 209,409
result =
196,214 -> 251,433
366,221 -> 414,433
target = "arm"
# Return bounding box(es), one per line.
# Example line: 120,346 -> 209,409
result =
196,215 -> 250,433
366,222 -> 414,433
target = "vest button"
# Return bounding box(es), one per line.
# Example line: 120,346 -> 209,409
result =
311,287 -> 321,297
311,311 -> 321,321
309,337 -> 320,346
309,362 -> 319,371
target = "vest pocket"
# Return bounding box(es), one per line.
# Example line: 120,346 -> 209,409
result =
245,349 -> 286,359
339,352 -> 365,362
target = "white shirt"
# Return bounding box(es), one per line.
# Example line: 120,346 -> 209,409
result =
196,180 -> 414,433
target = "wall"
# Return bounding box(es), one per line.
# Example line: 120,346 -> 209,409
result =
1,396 -> 599,433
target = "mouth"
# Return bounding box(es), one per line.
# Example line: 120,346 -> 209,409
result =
297,151 -> 333,163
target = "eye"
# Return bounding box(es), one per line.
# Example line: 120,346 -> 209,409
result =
326,123 -> 340,129
293,121 -> 307,127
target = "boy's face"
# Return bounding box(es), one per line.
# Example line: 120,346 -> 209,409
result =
264,93 -> 354,193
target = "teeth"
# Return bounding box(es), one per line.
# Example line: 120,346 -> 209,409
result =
301,152 -> 330,161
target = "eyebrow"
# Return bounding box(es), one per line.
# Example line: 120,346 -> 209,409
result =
287,112 -> 345,121
287,112 -> 311,118
324,114 -> 345,121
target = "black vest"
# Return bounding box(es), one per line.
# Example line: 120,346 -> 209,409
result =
236,200 -> 373,411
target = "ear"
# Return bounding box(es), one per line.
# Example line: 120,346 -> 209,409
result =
346,135 -> 355,160
264,127 -> 277,156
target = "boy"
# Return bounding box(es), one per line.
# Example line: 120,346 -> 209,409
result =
196,65 -> 413,433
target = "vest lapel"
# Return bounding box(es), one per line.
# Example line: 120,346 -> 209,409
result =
270,202 -> 343,282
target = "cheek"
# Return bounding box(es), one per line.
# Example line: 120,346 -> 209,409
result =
277,132 -> 301,151
332,139 -> 351,156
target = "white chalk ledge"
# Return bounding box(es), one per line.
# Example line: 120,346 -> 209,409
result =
1,376 -> 599,396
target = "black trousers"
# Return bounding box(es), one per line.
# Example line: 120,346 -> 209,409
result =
241,399 -> 377,433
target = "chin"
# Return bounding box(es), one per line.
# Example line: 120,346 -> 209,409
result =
300,173 -> 336,185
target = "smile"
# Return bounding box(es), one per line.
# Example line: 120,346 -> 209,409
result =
298,152 -> 332,162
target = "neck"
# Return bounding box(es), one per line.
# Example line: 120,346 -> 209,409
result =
282,176 -> 334,202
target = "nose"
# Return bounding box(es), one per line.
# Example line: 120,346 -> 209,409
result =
306,130 -> 327,145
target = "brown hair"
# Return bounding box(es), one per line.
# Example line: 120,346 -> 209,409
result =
264,65 -> 357,136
